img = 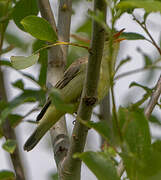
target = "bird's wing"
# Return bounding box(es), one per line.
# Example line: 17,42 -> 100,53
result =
36,57 -> 88,121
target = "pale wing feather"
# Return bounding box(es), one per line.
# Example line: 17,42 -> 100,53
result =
36,57 -> 88,121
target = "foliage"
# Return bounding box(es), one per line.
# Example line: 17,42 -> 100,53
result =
0,170 -> 15,180
0,0 -> 161,179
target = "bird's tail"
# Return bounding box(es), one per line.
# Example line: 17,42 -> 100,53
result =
24,128 -> 43,151
24,105 -> 64,151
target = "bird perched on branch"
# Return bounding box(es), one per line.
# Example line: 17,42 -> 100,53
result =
24,29 -> 125,151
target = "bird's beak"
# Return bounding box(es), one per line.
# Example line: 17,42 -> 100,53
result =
113,28 -> 126,43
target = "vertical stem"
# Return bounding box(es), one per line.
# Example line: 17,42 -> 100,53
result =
100,93 -> 111,146
144,75 -> 161,118
0,69 -> 26,180
38,0 -> 72,177
0,2 -> 26,177
61,0 -> 107,179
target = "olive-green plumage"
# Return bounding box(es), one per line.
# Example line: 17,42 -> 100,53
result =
24,38 -> 121,151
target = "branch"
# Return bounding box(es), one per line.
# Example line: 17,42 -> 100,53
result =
38,0 -> 72,173
50,0 -> 72,170
144,75 -> 161,118
100,93 -> 111,146
0,6 -> 25,178
61,0 -> 107,179
57,0 -> 72,61
115,65 -> 161,80
38,0 -> 65,84
0,68 -> 26,180
132,14 -> 161,56
37,0 -> 57,32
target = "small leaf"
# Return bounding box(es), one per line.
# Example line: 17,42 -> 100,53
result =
0,170 -> 15,180
137,48 -> 153,67
21,16 -> 58,42
88,10 -> 109,33
12,0 -> 39,31
0,60 -> 12,67
129,81 -> 152,93
120,32 -> 146,40
10,54 -> 39,70
50,88 -> 76,114
5,32 -> 28,51
74,151 -> 119,180
0,100 -> 8,111
2,140 -> 16,154
50,172 -> 58,180
80,121 -> 115,146
20,72 -> 38,84
115,56 -> 131,73
121,145 -> 161,179
32,40 -> 47,87
12,79 -> 24,90
149,114 -> 161,126
119,107 -> 151,156
0,89 -> 46,125
76,18 -> 92,36
152,140 -> 161,154
8,114 -> 23,128
117,1 -> 161,13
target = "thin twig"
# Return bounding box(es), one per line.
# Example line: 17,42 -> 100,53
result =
33,41 -> 90,55
117,160 -> 124,177
38,0 -> 57,32
144,75 -> 161,118
115,65 -> 161,80
132,14 -> 161,55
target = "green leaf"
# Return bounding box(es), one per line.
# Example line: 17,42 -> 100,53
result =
129,81 -> 152,93
149,114 -> 161,126
152,140 -> 161,154
2,140 -> 16,154
0,89 -> 46,125
20,72 -> 38,85
21,16 -> 58,42
12,79 -> 24,90
120,32 -> 146,40
74,151 -> 120,180
88,10 -> 109,33
120,107 -> 151,156
119,107 -> 161,178
117,1 -> 161,13
121,145 -> 161,180
50,88 -> 76,114
76,18 -> 92,37
5,32 -> 28,51
0,60 -> 12,67
80,121 -> 115,146
8,114 -> 23,128
10,54 -> 39,70
0,170 -> 15,180
0,100 -> 8,111
115,56 -> 131,73
12,0 -> 39,31
137,48 -> 153,67
32,40 -> 47,87
50,172 -> 58,180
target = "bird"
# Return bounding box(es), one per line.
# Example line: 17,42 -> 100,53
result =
24,29 -> 125,151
